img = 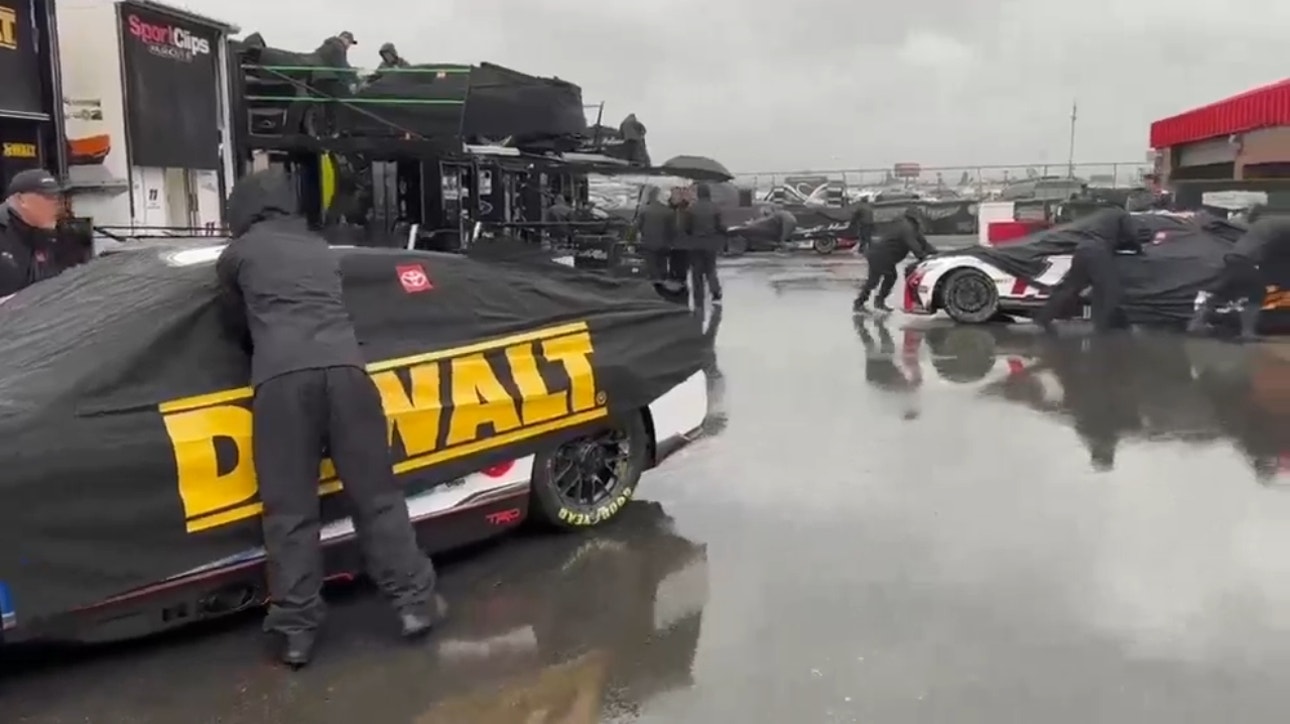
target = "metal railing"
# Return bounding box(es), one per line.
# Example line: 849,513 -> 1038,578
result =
732,162 -> 1153,193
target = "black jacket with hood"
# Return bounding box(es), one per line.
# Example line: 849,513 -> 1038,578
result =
1229,217 -> 1290,265
216,169 -> 366,387
867,212 -> 935,266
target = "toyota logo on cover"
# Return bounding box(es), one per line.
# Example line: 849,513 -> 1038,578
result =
127,14 -> 210,62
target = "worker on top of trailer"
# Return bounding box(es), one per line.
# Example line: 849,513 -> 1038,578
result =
378,42 -> 409,69
619,114 -> 649,165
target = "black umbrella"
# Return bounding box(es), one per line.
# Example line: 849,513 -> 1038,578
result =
660,155 -> 734,182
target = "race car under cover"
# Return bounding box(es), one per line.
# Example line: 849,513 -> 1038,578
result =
0,242 -> 709,644
903,211 -> 1290,330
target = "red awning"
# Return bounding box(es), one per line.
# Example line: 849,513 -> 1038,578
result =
1149,78 -> 1290,149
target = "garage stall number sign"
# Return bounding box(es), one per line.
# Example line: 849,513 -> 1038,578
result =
160,322 -> 607,533
0,1 -> 47,116
119,2 -> 220,168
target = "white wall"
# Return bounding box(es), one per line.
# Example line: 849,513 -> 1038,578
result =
57,0 -> 234,231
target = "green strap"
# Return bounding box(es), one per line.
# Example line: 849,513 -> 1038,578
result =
242,96 -> 465,105
242,64 -> 470,74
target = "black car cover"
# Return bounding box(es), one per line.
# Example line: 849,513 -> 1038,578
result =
951,212 -> 1252,324
0,245 -> 706,623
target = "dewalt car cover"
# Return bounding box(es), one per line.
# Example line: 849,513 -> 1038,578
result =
0,244 -> 706,623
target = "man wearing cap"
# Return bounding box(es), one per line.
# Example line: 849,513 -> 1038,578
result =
0,169 -> 71,297
313,31 -> 358,133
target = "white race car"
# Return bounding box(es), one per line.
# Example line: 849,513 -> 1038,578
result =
903,211 -> 1246,326
903,250 -> 1076,324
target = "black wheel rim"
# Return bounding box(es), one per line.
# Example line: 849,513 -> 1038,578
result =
950,275 -> 994,313
548,429 -> 632,507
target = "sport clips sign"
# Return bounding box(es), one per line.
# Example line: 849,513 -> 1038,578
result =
125,11 -> 210,62
119,3 -> 219,168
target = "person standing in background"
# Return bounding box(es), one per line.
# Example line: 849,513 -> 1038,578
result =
635,186 -> 675,281
0,170 -> 74,297
680,183 -> 725,307
665,188 -> 690,285
848,198 -> 876,252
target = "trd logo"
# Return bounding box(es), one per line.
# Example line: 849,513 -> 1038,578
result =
0,7 -> 17,51
485,508 -> 522,525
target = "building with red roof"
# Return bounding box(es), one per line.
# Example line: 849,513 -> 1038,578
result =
1150,79 -> 1290,183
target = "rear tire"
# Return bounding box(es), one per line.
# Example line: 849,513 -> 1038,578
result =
940,268 -> 999,324
813,237 -> 837,255
529,414 -> 650,530
725,236 -> 749,256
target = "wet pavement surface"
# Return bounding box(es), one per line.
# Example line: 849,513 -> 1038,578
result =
10,251 -> 1290,722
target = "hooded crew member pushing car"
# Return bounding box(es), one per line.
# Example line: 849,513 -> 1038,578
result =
216,169 -> 439,669
853,207 -> 935,313
1033,207 -> 1140,334
1188,208 -> 1289,341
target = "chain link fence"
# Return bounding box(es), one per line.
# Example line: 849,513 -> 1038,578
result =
731,162 -> 1152,199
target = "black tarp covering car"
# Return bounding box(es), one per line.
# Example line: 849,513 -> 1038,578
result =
0,244 -> 706,626
340,62 -> 587,144
945,211 -> 1281,326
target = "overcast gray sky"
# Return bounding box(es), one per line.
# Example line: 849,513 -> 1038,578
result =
196,0 -> 1290,173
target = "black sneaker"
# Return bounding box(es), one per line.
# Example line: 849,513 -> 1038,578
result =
279,630 -> 317,669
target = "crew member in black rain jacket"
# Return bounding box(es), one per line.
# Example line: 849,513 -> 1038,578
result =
680,183 -> 725,306
636,186 -> 676,281
853,207 -> 935,313
0,169 -> 73,298
215,169 -> 438,669
1189,208 -> 1290,340
1034,207 -> 1140,334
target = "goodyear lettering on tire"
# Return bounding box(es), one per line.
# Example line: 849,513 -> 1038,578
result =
557,486 -> 634,527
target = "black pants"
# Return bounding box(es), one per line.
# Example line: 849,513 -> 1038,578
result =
253,366 -> 435,635
1207,256 -> 1266,307
858,252 -> 898,306
689,250 -> 721,303
1035,243 -> 1126,332
642,248 -> 669,281
666,249 -> 690,282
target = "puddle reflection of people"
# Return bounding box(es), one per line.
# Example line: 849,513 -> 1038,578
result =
1041,334 -> 1143,471
1193,343 -> 1290,485
852,314 -> 921,420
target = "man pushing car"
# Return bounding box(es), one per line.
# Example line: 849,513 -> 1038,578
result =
216,169 -> 440,668
1187,206 -> 1290,341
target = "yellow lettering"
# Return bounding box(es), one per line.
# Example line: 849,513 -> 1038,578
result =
371,364 -> 442,456
162,405 -> 256,521
2,143 -> 35,158
445,353 -> 521,445
505,342 -> 568,425
541,332 -> 599,412
0,8 -> 15,50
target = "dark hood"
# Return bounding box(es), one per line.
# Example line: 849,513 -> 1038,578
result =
227,169 -> 299,237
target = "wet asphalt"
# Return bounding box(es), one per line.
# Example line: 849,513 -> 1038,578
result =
9,249 -> 1290,722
